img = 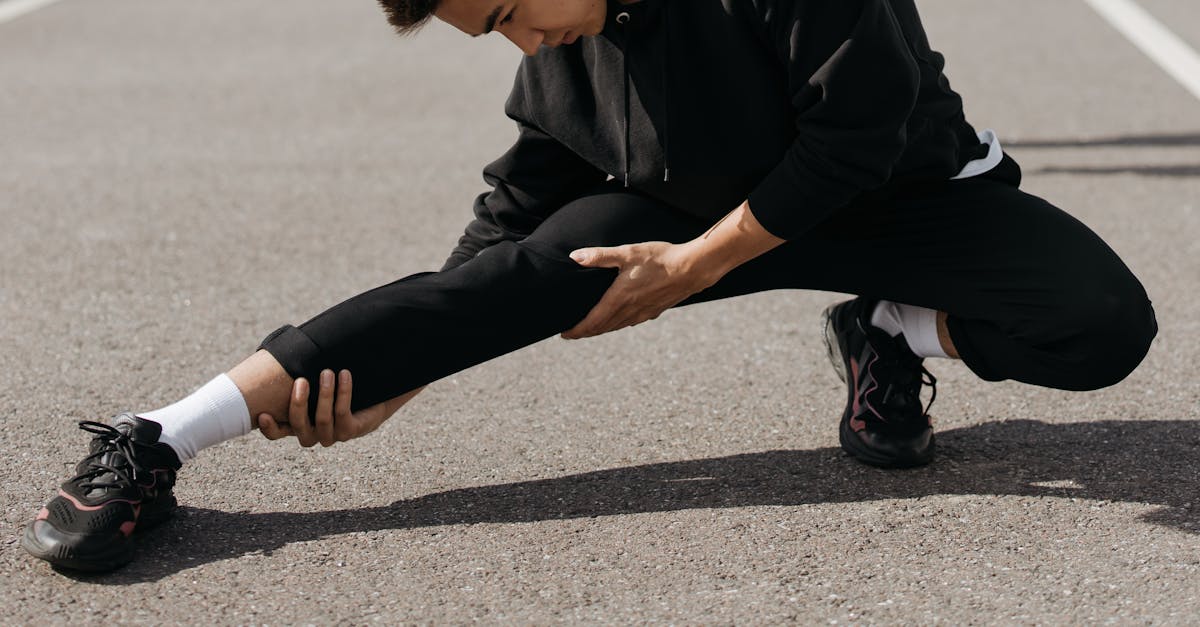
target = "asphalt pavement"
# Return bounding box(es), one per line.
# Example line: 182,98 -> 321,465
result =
1,0 -> 1198,623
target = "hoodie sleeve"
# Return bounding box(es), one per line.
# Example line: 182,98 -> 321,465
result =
440,112 -> 608,273
742,0 -> 922,240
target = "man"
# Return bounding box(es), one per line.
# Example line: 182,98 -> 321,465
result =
22,0 -> 1156,572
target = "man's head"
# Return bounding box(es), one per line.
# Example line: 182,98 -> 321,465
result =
379,0 -> 609,56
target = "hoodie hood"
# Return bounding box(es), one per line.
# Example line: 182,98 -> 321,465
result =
503,0 -> 814,221
440,0 -> 989,271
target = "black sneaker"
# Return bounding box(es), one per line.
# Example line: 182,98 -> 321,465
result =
821,298 -> 938,468
21,413 -> 182,572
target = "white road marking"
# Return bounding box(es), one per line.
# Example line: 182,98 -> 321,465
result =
0,0 -> 66,25
1084,0 -> 1200,103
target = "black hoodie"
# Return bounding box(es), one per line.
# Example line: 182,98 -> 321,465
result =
441,0 -> 989,272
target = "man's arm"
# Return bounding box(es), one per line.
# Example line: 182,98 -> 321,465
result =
737,0 -> 922,240
560,198 -> 785,339
681,199 -> 786,283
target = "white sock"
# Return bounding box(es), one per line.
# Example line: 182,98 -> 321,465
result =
869,300 -> 949,359
137,373 -> 252,463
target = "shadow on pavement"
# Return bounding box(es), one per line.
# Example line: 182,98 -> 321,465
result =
60,419 -> 1199,584
1003,132 -> 1200,177
1031,164 -> 1200,177
1006,132 -> 1200,149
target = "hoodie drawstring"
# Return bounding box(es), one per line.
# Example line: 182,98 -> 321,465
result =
616,10 -> 632,187
616,1 -> 671,187
661,0 -> 670,182
623,36 -> 631,187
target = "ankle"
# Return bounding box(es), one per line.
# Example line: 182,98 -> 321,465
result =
139,374 -> 250,462
226,349 -> 295,426
935,311 -> 960,359
869,300 -> 952,360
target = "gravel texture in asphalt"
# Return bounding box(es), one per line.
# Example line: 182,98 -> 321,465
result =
2,0 -> 1198,623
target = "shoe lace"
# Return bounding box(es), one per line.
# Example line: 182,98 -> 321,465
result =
879,364 -> 938,418
71,420 -> 147,492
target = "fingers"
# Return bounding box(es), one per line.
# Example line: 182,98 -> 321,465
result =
570,246 -> 623,267
331,370 -> 353,444
257,413 -> 292,440
287,377 -> 318,447
261,370 -> 346,449
562,291 -> 626,339
314,369 -> 337,447
564,299 -> 646,339
608,309 -> 649,333
564,317 -> 613,339
594,306 -> 658,336
334,370 -> 352,414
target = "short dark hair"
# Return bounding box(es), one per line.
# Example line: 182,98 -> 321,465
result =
378,0 -> 440,36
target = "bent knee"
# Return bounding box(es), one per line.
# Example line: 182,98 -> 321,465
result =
1054,290 -> 1157,390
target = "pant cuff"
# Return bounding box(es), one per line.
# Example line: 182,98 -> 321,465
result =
257,324 -> 325,381
944,315 -> 1005,383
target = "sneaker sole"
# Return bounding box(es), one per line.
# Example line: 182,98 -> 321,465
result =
20,494 -> 177,572
838,411 -> 935,468
20,522 -> 134,572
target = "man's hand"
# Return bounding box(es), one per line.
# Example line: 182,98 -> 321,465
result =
561,240 -> 722,339
257,369 -> 392,447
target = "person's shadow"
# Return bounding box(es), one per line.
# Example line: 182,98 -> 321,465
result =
62,419 -> 1199,583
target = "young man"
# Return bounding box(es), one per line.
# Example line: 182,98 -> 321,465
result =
22,0 -> 1157,572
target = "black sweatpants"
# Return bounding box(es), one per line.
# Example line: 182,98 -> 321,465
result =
259,155 -> 1157,416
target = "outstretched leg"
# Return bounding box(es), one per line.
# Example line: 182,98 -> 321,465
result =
257,181 -> 715,418
260,163 -> 1156,423
24,163 -> 1156,571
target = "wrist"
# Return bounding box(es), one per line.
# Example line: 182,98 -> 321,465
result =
678,238 -> 736,286
682,200 -> 786,282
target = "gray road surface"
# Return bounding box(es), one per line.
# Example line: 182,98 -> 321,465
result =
2,0 -> 1198,623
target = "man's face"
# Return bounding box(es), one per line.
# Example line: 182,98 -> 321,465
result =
434,0 -> 610,56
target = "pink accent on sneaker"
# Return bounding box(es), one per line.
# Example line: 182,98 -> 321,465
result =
58,489 -> 139,512
849,353 -> 887,432
36,508 -> 50,521
120,521 -> 136,537
850,357 -> 867,432
862,353 -> 887,423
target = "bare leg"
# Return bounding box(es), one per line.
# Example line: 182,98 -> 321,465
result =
935,311 -> 961,359
226,349 -> 425,431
